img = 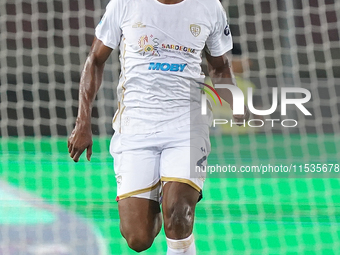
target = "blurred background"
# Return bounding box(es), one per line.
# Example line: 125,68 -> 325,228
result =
0,0 -> 340,254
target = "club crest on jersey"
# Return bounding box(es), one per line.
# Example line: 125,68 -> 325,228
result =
190,24 -> 201,37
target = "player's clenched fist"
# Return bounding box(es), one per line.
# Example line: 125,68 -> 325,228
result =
67,119 -> 93,162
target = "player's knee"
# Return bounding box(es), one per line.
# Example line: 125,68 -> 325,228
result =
121,227 -> 154,252
126,234 -> 154,252
164,202 -> 195,236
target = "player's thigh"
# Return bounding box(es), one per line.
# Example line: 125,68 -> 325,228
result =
161,181 -> 199,239
118,197 -> 161,238
162,181 -> 200,211
110,133 -> 163,242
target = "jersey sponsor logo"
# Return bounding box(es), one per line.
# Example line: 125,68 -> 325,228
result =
224,24 -> 230,36
132,22 -> 146,28
161,44 -> 197,54
190,24 -> 201,37
148,63 -> 187,72
138,35 -> 160,56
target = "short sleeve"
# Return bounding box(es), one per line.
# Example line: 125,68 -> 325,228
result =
95,0 -> 123,50
205,2 -> 233,57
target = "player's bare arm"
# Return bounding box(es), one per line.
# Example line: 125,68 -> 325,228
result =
206,52 -> 250,123
68,37 -> 112,162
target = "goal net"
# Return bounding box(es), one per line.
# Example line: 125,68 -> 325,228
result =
0,0 -> 340,254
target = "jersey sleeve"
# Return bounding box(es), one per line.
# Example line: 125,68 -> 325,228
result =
95,0 -> 123,50
205,1 -> 233,57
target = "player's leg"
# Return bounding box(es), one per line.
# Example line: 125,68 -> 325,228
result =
110,132 -> 162,252
162,181 -> 200,254
118,197 -> 162,252
159,125 -> 210,254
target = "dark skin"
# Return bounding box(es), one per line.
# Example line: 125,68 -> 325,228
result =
118,197 -> 162,252
68,37 -> 112,162
68,34 -> 248,254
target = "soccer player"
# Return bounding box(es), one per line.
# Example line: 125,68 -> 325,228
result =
68,0 -> 249,254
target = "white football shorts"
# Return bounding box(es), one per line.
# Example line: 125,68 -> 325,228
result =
110,124 -> 211,202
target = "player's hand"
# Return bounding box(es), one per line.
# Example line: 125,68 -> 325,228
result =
233,106 -> 250,126
67,119 -> 93,162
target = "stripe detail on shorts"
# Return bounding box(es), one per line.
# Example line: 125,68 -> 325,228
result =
116,180 -> 161,201
161,177 -> 201,192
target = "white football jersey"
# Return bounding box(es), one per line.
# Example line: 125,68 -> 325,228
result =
95,0 -> 232,134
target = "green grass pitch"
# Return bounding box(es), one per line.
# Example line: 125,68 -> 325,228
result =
1,135 -> 339,254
